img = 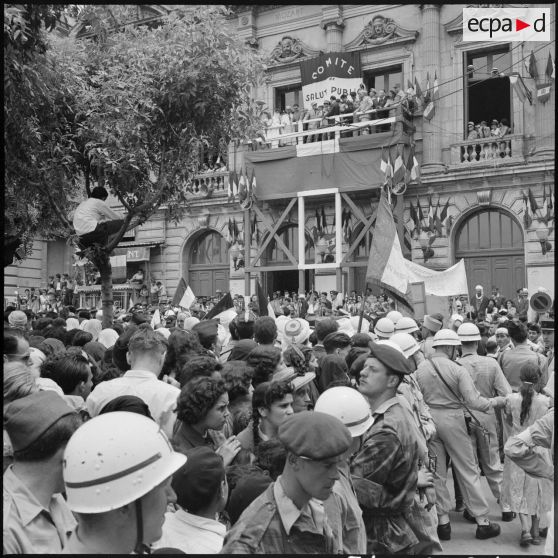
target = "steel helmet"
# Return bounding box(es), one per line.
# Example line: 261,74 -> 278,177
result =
390,332 -> 421,359
431,328 -> 462,347
457,322 -> 481,342
374,317 -> 395,338
63,412 -> 186,514
314,386 -> 374,437
376,339 -> 406,355
394,316 -> 419,334
386,310 -> 403,325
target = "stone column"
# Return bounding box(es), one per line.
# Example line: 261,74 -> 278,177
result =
321,5 -> 344,52
420,5 -> 444,173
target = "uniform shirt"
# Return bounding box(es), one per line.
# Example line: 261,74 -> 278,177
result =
349,397 -> 420,554
86,369 -> 179,439
325,463 -> 367,554
500,344 -> 548,391
72,198 -> 121,236
3,466 -> 77,554
458,352 -> 512,407
420,337 -> 436,359
153,508 -> 226,554
415,355 -> 492,412
221,478 -> 342,554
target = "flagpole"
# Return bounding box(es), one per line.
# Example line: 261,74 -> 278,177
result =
357,286 -> 367,333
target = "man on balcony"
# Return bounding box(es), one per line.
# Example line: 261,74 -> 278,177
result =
467,122 -> 480,140
355,89 -> 373,135
303,101 -> 320,143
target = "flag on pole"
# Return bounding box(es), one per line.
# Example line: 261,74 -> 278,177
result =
527,187 -> 539,213
150,308 -> 161,328
172,277 -> 192,307
365,189 -> 413,313
405,145 -> 419,182
128,294 -> 134,311
528,51 -> 538,79
203,292 -> 235,320
414,76 -> 423,100
384,150 -> 394,186
256,279 -> 269,317
392,148 -> 406,185
537,83 -> 551,103
546,52 -> 554,80
416,196 -> 424,226
522,191 -> 532,229
433,71 -> 439,100
424,72 -> 431,105
380,148 -> 388,175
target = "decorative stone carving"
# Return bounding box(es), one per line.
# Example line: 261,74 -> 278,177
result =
363,15 -> 398,44
269,35 -> 304,63
344,15 -> 418,50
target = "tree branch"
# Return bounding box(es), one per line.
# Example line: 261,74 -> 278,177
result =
31,179 -> 73,231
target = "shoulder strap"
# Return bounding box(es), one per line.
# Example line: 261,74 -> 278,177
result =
428,357 -> 483,426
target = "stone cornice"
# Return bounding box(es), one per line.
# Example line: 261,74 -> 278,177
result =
344,14 -> 418,51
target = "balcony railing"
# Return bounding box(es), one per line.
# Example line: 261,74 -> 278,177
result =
449,134 -> 526,166
187,170 -> 229,198
251,103 -> 406,149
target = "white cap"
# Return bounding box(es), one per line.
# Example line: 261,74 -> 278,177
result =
374,317 -> 395,338
457,322 -> 481,342
390,332 -> 421,358
386,310 -> 403,325
432,328 -> 461,347
394,317 -> 419,334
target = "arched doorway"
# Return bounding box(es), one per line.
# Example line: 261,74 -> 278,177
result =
263,225 -> 314,295
455,208 -> 525,300
185,230 -> 229,297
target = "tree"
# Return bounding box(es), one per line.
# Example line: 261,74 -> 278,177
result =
6,5 -> 264,327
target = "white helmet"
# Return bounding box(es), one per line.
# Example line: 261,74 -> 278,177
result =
63,412 -> 186,514
394,316 -> 419,334
314,386 -> 374,437
374,317 -> 395,339
431,328 -> 462,347
376,339 -> 406,355
386,310 -> 403,325
457,322 -> 481,342
390,332 -> 421,359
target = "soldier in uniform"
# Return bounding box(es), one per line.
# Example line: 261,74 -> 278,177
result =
415,329 -> 506,541
221,411 -> 351,554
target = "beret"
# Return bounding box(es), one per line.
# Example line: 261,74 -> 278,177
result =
193,320 -> 219,337
228,339 -> 258,362
278,411 -> 351,460
368,341 -> 412,375
4,391 -> 77,452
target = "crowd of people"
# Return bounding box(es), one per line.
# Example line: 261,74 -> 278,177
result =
467,118 -> 511,141
3,280 -> 554,554
260,83 -> 416,147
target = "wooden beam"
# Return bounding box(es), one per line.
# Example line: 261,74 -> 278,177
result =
244,208 -> 251,295
342,193 -> 369,226
246,264 -> 299,273
340,208 -> 378,265
251,200 -> 298,266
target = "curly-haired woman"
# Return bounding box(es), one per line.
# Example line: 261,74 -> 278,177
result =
172,376 -> 241,466
160,329 -> 204,382
221,361 -> 254,437
236,380 -> 293,455
246,345 -> 283,387
282,344 -> 318,412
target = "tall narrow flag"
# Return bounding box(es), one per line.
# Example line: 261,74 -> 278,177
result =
365,189 -> 413,313
384,150 -> 393,186
414,76 -> 423,100
392,148 -> 405,185
172,277 -> 194,308
150,309 -> 161,328
546,52 -> 554,80
424,72 -> 431,106
256,279 -> 269,317
433,71 -> 439,100
203,292 -> 235,320
528,51 -> 538,79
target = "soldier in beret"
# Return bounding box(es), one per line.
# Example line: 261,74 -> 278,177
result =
350,341 -> 432,554
222,411 -> 352,553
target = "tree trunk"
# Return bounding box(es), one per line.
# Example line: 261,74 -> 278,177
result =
94,251 -> 114,328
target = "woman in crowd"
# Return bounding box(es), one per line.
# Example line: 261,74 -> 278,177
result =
161,329 -> 204,383
221,361 -> 254,438
502,362 -> 552,547
246,345 -> 282,387
172,376 -> 241,467
236,380 -> 294,455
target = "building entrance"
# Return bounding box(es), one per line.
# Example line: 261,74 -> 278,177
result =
264,270 -> 312,296
455,209 -> 525,300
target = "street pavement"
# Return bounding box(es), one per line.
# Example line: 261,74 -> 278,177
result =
440,471 -> 549,555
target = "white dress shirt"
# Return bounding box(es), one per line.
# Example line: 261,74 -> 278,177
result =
73,198 -> 121,236
152,508 -> 226,554
86,369 -> 179,438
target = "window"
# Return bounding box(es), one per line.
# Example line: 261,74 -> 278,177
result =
190,231 -> 228,266
363,65 -> 403,94
464,47 -> 512,138
274,84 -> 302,112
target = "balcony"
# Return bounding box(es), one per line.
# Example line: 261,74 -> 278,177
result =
186,170 -> 229,199
448,134 -> 527,168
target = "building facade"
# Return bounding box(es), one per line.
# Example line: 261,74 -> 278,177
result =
5,4 -> 555,308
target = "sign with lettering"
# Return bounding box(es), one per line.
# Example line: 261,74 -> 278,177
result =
299,52 -> 363,110
126,247 -> 150,262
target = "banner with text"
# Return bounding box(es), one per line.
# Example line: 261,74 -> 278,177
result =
299,51 -> 363,110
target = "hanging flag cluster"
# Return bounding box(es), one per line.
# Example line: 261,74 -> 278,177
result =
380,144 -> 419,191
523,186 -> 555,228
228,168 -> 257,207
408,196 -> 451,238
422,71 -> 439,121
537,52 -> 555,103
